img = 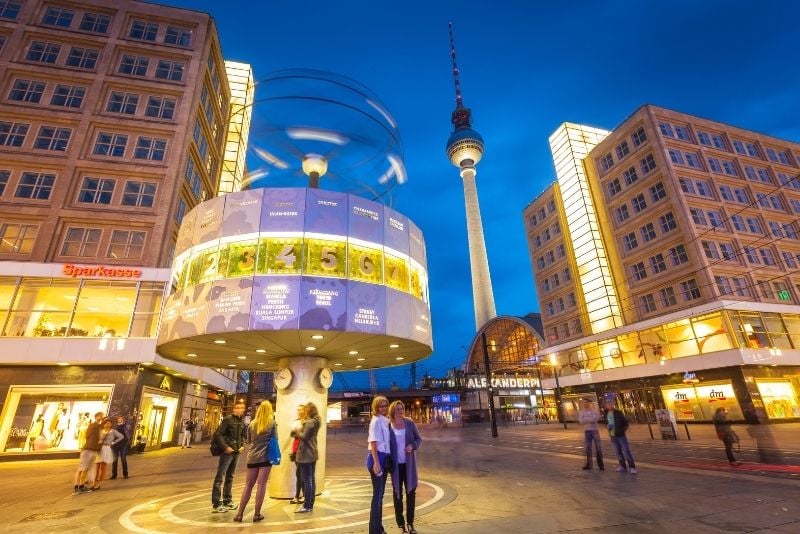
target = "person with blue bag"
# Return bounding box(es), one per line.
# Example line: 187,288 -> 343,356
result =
233,401 -> 280,522
292,402 -> 320,514
367,395 -> 391,534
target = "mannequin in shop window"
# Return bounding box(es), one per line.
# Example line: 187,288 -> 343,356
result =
27,415 -> 46,451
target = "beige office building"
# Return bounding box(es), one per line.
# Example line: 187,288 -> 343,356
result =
0,0 -> 250,456
525,105 -> 800,424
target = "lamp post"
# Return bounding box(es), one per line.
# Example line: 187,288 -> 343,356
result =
548,354 -> 567,430
481,332 -> 498,438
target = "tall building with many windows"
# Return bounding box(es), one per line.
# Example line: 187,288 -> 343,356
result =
525,105 -> 800,424
0,0 -> 244,457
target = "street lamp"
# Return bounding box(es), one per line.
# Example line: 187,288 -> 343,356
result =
481,332 -> 499,438
548,354 -> 567,430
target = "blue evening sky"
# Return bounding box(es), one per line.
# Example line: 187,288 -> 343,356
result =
165,0 -> 800,388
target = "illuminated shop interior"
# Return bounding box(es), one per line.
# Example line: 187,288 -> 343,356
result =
0,277 -> 165,338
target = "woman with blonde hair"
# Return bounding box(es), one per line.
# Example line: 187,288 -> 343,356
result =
388,401 -> 422,534
233,401 -> 276,522
291,402 -> 320,513
367,395 -> 390,534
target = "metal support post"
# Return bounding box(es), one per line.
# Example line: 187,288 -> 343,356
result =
481,332 -> 498,438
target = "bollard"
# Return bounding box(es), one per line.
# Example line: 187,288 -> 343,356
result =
647,421 -> 654,440
683,422 -> 691,440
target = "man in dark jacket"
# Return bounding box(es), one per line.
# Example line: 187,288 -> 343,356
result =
211,401 -> 246,513
603,400 -> 637,474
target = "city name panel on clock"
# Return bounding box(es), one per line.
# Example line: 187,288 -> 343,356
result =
156,188 -> 432,369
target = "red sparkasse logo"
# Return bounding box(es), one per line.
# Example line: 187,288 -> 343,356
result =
63,264 -> 143,279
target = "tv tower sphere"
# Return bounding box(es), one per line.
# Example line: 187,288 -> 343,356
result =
447,127 -> 484,169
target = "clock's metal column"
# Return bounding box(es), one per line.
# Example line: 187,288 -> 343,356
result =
269,355 -> 331,498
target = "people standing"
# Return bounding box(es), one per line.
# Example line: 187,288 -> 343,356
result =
233,401 -> 276,523
579,399 -> 604,470
291,402 -> 320,514
603,400 -> 636,474
92,417 -> 124,490
713,407 -> 742,466
367,395 -> 391,534
290,404 -> 306,505
211,401 -> 246,513
111,416 -> 130,479
388,401 -> 422,534
182,418 -> 196,448
73,412 -> 103,493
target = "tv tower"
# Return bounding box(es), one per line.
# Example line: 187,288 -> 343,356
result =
445,22 -> 496,331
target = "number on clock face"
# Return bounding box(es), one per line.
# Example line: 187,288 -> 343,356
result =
275,244 -> 296,268
320,246 -> 338,270
359,253 -> 374,275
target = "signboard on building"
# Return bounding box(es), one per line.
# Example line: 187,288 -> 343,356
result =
655,409 -> 678,440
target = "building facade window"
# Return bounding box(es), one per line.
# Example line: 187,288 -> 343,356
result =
107,230 -> 145,259
632,193 -> 647,213
659,212 -> 677,233
616,141 -> 629,160
0,121 -> 29,147
61,227 -> 102,257
680,279 -> 701,301
133,136 -> 167,161
719,242 -> 736,260
15,172 -> 55,200
640,222 -> 656,242
0,0 -> 23,19
659,287 -> 677,307
631,262 -> 647,281
600,153 -> 614,172
669,244 -> 689,266
155,60 -> 184,81
118,55 -> 149,76
79,12 -> 111,33
0,223 -> 38,254
631,127 -> 647,147
144,96 -> 176,119
129,20 -> 158,41
65,47 -> 99,70
623,233 -> 638,252
33,126 -> 71,151
640,154 -> 656,174
650,253 -> 667,274
607,178 -> 621,196
684,152 -> 701,168
77,177 -> 115,204
0,169 -> 8,194
8,79 -> 46,103
640,294 -> 657,313
26,41 -> 60,63
623,167 -> 638,185
649,182 -> 667,202
93,133 -> 128,157
164,26 -> 192,46
42,7 -> 74,27
50,84 -> 85,108
106,91 -> 139,114
121,181 -> 156,207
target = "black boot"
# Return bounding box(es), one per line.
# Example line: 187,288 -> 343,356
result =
597,452 -> 605,471
582,454 -> 592,470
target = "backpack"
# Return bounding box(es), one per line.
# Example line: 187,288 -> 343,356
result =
210,421 -> 225,456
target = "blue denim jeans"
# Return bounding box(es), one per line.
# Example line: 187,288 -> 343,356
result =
369,469 -> 388,534
299,461 -> 316,509
112,445 -> 128,478
212,452 -> 239,506
583,430 -> 603,467
610,435 -> 635,469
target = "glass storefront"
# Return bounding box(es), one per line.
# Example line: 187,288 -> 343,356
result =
755,379 -> 800,419
0,277 -> 165,338
136,387 -> 179,449
661,381 -> 743,421
547,310 -> 800,377
0,385 -> 112,452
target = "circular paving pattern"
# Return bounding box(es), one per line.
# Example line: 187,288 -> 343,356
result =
118,476 -> 452,533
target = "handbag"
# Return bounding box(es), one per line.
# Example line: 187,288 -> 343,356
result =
267,424 -> 281,465
366,451 -> 392,474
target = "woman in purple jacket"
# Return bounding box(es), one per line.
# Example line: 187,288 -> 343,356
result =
388,401 -> 422,534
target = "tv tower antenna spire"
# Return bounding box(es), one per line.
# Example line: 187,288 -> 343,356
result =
445,22 -> 496,331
